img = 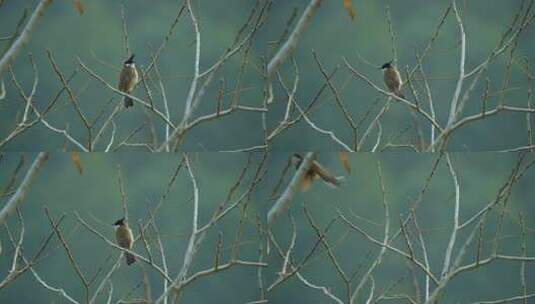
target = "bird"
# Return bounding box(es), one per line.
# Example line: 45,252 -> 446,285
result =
114,217 -> 136,265
381,61 -> 405,99
118,54 -> 139,108
338,151 -> 351,175
291,154 -> 343,192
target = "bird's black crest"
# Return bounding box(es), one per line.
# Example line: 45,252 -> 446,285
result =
380,61 -> 393,69
291,154 -> 303,168
114,217 -> 126,226
124,54 -> 135,64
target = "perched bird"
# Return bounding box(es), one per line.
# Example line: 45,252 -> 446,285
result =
381,61 -> 405,99
114,217 -> 136,265
118,54 -> 139,108
291,154 -> 343,192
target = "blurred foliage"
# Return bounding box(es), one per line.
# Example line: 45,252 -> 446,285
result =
0,152 -> 534,302
0,0 -> 534,151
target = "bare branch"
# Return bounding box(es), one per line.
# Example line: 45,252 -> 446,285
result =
0,0 -> 53,77
0,152 -> 48,225
267,152 -> 315,226
446,1 -> 466,127
267,0 -> 322,76
351,162 -> 390,303
440,154 -> 460,278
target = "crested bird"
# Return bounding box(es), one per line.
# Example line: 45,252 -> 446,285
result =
114,217 -> 136,265
118,54 -> 139,108
381,61 -> 405,99
291,154 -> 343,191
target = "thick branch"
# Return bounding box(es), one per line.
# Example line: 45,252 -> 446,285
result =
0,0 -> 53,77
267,0 -> 322,76
267,152 -> 315,225
0,152 -> 48,225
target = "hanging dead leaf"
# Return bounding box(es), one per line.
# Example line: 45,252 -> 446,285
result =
71,152 -> 83,175
343,0 -> 356,21
73,0 -> 85,15
338,152 -> 351,174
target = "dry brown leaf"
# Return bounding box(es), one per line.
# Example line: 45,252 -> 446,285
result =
73,0 -> 85,15
71,152 -> 83,175
343,0 -> 356,21
338,152 -> 351,174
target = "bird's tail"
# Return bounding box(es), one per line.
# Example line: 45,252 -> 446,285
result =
124,96 -> 134,108
125,252 -> 136,265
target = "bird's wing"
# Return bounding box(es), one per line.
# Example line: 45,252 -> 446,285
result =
299,172 -> 315,192
394,69 -> 403,87
116,227 -> 133,249
384,69 -> 402,92
311,161 -> 341,187
132,67 -> 139,88
338,152 -> 351,174
118,68 -> 129,91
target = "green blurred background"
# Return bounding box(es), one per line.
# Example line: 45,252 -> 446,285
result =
1,0 -> 534,151
0,152 -> 534,303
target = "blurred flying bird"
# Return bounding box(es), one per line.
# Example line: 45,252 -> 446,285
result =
114,217 -> 136,265
291,154 -> 343,191
381,61 -> 405,99
118,54 -> 139,108
338,151 -> 351,175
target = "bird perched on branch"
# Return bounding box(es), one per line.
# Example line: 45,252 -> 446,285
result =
291,154 -> 343,191
381,61 -> 404,99
114,217 -> 136,265
118,54 -> 139,108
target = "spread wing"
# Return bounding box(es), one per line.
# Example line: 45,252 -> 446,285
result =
338,152 -> 351,174
311,161 -> 341,188
299,171 -> 315,192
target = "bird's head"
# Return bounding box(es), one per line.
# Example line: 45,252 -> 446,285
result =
124,54 -> 135,65
291,154 -> 303,163
290,154 -> 304,168
114,217 -> 126,226
380,61 -> 393,70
